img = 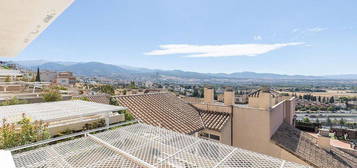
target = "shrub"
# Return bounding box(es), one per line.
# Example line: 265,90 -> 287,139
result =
327,106 -> 336,111
109,97 -> 118,106
0,114 -> 50,149
52,85 -> 68,91
4,76 -> 11,82
0,97 -> 27,106
310,106 -> 318,111
42,89 -> 62,102
303,117 -> 310,123
118,110 -> 134,121
72,97 -> 90,101
99,85 -> 115,95
82,120 -> 105,130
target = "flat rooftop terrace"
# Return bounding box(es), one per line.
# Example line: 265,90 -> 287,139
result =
0,100 -> 126,126
0,69 -> 22,76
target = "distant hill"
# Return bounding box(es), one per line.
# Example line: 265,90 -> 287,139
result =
39,62 -> 131,76
324,74 -> 357,80
12,60 -> 357,80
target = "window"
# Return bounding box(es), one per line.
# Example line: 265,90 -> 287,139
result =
199,132 -> 209,138
210,134 -> 220,141
199,132 -> 220,141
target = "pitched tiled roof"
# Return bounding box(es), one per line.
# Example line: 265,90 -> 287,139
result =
272,122 -> 355,168
74,94 -> 110,104
198,109 -> 230,131
115,93 -> 205,134
181,97 -> 204,104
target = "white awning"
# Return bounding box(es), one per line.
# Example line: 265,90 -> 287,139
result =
0,0 -> 74,57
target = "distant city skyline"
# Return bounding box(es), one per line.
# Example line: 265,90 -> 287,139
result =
5,0 -> 357,75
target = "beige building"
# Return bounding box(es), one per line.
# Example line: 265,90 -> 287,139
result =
40,71 -> 57,83
56,72 -> 76,86
114,89 -> 354,168
192,87 -> 354,168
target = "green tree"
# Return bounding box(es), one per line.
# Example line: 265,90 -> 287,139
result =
99,85 -> 115,95
109,97 -> 119,106
35,67 -> 41,82
199,88 -> 204,98
123,110 -> 134,121
42,89 -> 62,102
310,106 -> 318,111
322,97 -> 326,103
192,89 -> 199,97
339,118 -> 346,128
329,96 -> 335,104
129,81 -> 136,89
326,117 -> 332,128
319,106 -> 327,111
327,106 -> 335,111
214,89 -> 218,100
303,117 -> 310,123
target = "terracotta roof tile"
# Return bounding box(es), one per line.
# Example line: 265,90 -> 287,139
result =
74,94 -> 110,104
115,93 -> 204,134
272,122 -> 355,168
198,110 -> 230,131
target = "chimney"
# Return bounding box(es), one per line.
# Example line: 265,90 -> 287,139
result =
317,128 -> 331,151
224,87 -> 235,105
248,88 -> 274,110
204,86 -> 214,104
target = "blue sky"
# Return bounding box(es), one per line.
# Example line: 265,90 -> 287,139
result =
9,0 -> 357,75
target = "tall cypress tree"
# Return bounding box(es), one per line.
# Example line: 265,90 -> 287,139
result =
35,67 -> 41,82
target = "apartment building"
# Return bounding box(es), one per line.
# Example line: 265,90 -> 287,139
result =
114,89 -> 355,168
56,72 -> 76,86
40,71 -> 57,83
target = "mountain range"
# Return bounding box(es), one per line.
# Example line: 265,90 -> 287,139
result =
10,60 -> 357,80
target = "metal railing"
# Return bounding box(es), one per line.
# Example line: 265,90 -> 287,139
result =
8,120 -> 138,152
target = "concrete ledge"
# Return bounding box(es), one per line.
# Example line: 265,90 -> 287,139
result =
0,150 -> 16,168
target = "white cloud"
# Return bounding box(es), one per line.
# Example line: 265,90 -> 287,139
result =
145,42 -> 304,58
253,35 -> 263,40
307,27 -> 328,32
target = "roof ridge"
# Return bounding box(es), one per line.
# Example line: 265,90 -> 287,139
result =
113,92 -> 169,98
115,92 -> 204,134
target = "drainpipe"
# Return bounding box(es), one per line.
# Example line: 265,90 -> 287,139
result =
231,105 -> 234,146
